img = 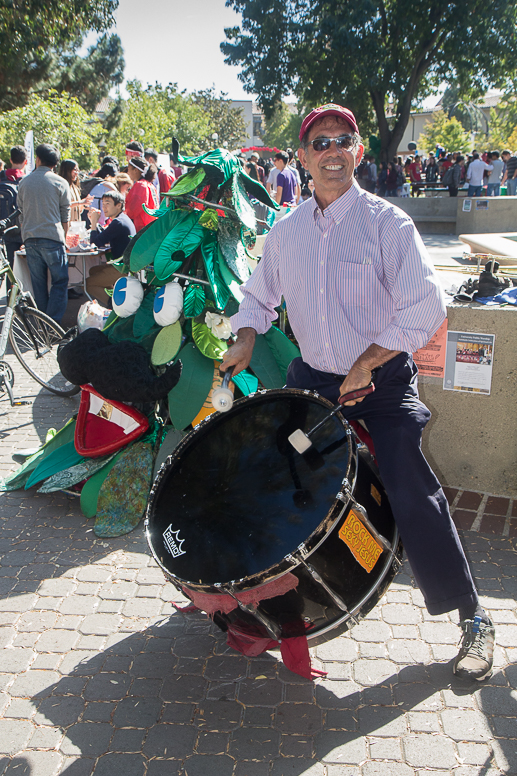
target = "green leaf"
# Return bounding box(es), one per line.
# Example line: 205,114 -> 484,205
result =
201,235 -> 231,311
168,343 -> 215,430
192,321 -> 228,361
142,197 -> 171,218
80,450 -> 126,518
130,207 -> 190,272
108,312 -> 160,355
183,283 -> 206,318
263,326 -> 300,384
25,441 -> 84,489
216,246 -> 244,304
249,333 -> 285,389
151,322 -> 183,366
232,369 -> 259,396
132,291 -> 156,339
164,167 -> 206,196
232,172 -> 257,231
218,217 -> 251,283
154,210 -> 205,281
198,208 -> 219,230
122,219 -> 155,271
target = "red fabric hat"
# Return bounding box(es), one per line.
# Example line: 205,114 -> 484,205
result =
299,104 -> 359,141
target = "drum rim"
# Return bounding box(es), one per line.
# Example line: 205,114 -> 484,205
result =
145,387 -> 356,591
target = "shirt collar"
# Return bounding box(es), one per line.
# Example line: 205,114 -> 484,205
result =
311,180 -> 363,225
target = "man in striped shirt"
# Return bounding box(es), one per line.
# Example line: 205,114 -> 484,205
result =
222,103 -> 494,681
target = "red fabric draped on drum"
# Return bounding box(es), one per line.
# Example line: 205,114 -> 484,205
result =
181,572 -> 299,615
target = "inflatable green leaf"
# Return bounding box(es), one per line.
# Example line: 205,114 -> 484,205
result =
168,343 -> 214,430
0,419 -> 76,492
192,321 -> 227,361
183,283 -> 206,318
164,167 -> 206,196
133,291 -> 156,339
249,333 -> 284,389
218,218 -> 251,283
232,173 -> 256,231
198,209 -> 218,231
80,450 -> 125,518
217,246 -> 243,304
201,236 -> 231,311
151,322 -> 183,366
264,326 -> 300,383
130,208 -> 192,273
154,210 -> 205,280
25,441 -> 83,489
143,197 -> 171,218
232,369 -> 259,396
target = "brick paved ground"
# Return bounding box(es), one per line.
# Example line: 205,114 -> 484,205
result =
1,344 -> 516,776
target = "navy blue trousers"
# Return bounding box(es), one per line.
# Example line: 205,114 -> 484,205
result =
286,354 -> 478,616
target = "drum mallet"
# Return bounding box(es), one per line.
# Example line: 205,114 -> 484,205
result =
212,366 -> 234,412
288,383 -> 375,454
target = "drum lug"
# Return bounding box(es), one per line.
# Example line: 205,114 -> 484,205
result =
214,583 -> 282,641
298,557 -> 360,626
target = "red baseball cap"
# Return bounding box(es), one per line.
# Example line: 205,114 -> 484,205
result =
299,104 -> 359,141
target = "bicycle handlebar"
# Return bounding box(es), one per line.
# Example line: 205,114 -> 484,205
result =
0,209 -> 21,237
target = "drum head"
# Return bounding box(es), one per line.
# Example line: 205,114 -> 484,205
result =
147,390 -> 353,587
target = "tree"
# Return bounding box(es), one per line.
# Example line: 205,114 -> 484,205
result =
0,91 -> 99,169
192,87 -> 248,149
487,96 -> 517,150
222,0 -> 517,161
418,111 -> 472,154
106,81 -> 211,160
55,34 -> 125,114
0,0 -> 119,111
261,102 -> 303,151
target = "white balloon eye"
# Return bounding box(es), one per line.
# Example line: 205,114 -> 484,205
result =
112,277 -> 144,318
153,282 -> 183,327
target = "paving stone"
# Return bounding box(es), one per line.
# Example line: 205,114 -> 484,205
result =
59,722 -> 113,757
386,638 -> 431,665
315,680 -> 362,709
315,730 -> 367,763
78,614 -> 122,635
324,709 -> 357,731
457,741 -> 494,766
122,598 -> 163,617
112,697 -> 162,728
172,635 -> 214,659
3,697 -> 37,719
274,703 -> 322,734
0,649 -> 35,673
390,625 -> 421,640
109,728 -> 147,753
145,760 -> 183,776
381,604 -> 422,625
242,706 -> 274,728
238,679 -> 283,706
407,711 -> 441,733
403,733 -> 459,768
280,734 -> 314,758
196,731 -> 229,754
29,725 -> 63,749
363,764 -> 414,776
58,596 -> 99,616
490,715 -> 517,738
93,753 -> 146,776
16,612 -> 58,632
161,675 -> 207,703
84,672 -> 131,701
36,629 -> 80,653
161,703 -> 195,724
284,684 -> 314,703
230,727 -> 280,760
98,581 -> 138,600
130,677 -> 163,697
315,638 -> 359,662
131,653 -> 176,679
2,751 -> 62,776
352,659 -> 398,686
0,719 -> 34,754
83,702 -> 115,722
359,642 -> 387,659
38,579 -> 76,596
476,686 -> 517,716
31,654 -> 61,671
204,656 -> 248,682
349,620 -> 391,643
368,736 -> 403,760
143,724 -> 197,758
394,684 -> 443,711
35,696 -> 86,728
440,708 -> 492,742
359,705 -> 407,737
183,754 -> 235,776
195,700 -> 242,731
270,760 -> 325,775
418,621 -> 460,644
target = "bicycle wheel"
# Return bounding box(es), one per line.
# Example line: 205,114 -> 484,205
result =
9,306 -> 80,397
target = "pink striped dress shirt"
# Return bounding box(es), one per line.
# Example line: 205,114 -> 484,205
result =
231,182 -> 446,374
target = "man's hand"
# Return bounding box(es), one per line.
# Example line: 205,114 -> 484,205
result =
89,207 -> 101,227
339,364 -> 372,406
220,327 -> 256,377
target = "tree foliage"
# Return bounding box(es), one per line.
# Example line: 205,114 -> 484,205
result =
0,0 -> 118,111
105,81 -> 212,160
488,96 -> 517,151
222,0 -> 517,161
261,102 -> 303,150
192,87 -> 248,150
418,111 -> 472,154
0,91 -> 99,169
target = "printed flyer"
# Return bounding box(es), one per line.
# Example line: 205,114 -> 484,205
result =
443,331 -> 495,394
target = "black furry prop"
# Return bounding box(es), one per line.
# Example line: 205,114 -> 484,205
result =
57,328 -> 182,403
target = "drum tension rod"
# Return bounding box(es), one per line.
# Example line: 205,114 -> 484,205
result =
338,488 -> 402,569
213,583 -> 282,642
286,554 -> 360,626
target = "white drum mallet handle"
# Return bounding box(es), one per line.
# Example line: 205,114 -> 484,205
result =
211,366 -> 234,412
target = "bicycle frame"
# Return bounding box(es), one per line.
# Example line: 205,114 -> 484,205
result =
0,250 -> 43,360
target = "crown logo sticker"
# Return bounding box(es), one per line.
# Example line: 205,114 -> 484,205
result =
163,525 -> 186,558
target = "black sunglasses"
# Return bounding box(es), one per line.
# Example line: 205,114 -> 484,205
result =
309,135 -> 357,152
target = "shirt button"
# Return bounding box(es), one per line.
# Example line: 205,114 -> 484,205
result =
320,288 -> 324,293
325,343 -> 329,347
321,261 -> 324,265
323,233 -> 328,239
322,316 -> 325,321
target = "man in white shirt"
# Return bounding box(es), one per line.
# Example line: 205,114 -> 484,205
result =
466,152 -> 493,197
486,151 -> 504,196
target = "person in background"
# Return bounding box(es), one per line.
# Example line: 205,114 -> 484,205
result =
87,190 -> 136,307
409,155 -> 424,196
274,151 -> 300,206
58,160 -> 92,220
385,160 -> 399,197
250,152 -> 265,185
115,172 -> 133,197
446,155 -> 465,197
376,161 -> 387,197
88,163 -> 118,226
266,159 -> 280,197
501,149 -> 517,195
144,148 -> 175,197
17,143 -> 71,324
486,151 -> 504,196
425,155 -> 439,184
466,151 -> 492,197
245,159 -> 260,181
125,140 -> 144,163
0,145 -> 27,283
125,156 -> 158,232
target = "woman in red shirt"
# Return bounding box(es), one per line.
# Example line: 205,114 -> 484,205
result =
125,156 -> 159,232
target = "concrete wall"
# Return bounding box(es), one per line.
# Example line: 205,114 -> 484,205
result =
455,195 -> 517,235
393,197 -> 457,234
419,302 -> 517,497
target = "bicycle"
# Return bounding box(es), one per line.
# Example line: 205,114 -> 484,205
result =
0,210 -> 80,404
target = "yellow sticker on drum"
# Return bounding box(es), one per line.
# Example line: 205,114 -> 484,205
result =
370,484 -> 382,506
338,509 -> 383,573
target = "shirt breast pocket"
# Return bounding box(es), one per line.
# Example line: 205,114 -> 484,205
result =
334,262 -> 387,308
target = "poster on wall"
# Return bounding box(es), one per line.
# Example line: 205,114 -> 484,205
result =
443,331 -> 495,394
413,319 -> 448,378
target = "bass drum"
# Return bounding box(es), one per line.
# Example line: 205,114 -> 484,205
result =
146,389 -> 403,646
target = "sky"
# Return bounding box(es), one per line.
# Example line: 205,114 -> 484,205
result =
82,0 -> 254,100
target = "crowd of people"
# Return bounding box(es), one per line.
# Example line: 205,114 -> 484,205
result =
356,148 -> 517,198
